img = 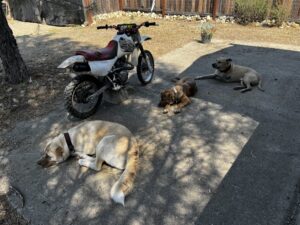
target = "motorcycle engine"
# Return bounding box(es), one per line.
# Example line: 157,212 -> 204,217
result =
113,57 -> 129,85
116,70 -> 129,85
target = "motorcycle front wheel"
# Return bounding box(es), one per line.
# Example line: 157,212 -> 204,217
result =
137,50 -> 155,85
64,75 -> 103,119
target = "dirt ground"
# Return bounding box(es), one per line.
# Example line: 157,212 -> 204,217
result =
1,17 -> 299,133
0,16 -> 300,224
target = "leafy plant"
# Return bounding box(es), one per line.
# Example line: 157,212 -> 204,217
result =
234,0 -> 292,26
199,22 -> 216,43
200,22 -> 216,35
234,0 -> 270,24
270,0 -> 292,26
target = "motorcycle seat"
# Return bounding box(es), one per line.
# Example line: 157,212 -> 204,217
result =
75,40 -> 118,61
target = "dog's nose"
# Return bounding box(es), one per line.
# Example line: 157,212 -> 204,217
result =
212,63 -> 217,68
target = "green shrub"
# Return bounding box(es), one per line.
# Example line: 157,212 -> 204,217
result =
234,0 -> 270,24
199,22 -> 216,36
270,2 -> 292,26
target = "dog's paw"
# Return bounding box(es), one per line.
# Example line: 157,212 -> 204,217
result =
174,108 -> 181,114
78,159 -> 86,167
78,159 -> 91,168
163,109 -> 169,114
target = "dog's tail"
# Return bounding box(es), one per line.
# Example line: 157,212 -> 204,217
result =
110,138 -> 139,206
257,78 -> 265,92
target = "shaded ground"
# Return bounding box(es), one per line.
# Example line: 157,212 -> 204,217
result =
0,19 -> 300,225
1,18 -> 300,132
0,194 -> 27,225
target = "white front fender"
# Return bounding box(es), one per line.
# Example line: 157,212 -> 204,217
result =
140,35 -> 152,43
57,55 -> 86,68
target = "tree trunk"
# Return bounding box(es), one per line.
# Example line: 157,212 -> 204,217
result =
0,6 -> 29,84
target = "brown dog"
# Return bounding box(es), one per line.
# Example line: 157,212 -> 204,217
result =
158,77 -> 197,114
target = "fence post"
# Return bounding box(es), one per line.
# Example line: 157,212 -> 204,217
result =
82,0 -> 93,25
161,0 -> 166,17
119,0 -> 124,11
212,0 -> 220,19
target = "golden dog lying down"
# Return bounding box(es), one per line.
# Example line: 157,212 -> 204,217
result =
158,77 -> 198,114
37,120 -> 138,206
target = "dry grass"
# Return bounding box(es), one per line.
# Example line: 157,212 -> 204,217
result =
215,23 -> 300,45
8,16 -> 300,57
0,17 -> 300,223
46,17 -> 300,56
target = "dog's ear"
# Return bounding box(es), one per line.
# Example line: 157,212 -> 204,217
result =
54,146 -> 64,158
159,91 -> 167,107
37,142 -> 57,168
226,58 -> 232,62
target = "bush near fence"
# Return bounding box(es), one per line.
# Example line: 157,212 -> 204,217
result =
234,0 -> 295,25
234,0 -> 270,24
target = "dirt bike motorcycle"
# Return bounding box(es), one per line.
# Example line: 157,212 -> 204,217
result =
58,21 -> 157,119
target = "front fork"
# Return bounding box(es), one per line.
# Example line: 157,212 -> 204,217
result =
137,43 -> 154,72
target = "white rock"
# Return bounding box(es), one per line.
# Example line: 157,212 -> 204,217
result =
291,22 -> 300,28
6,87 -> 13,92
12,98 -> 19,103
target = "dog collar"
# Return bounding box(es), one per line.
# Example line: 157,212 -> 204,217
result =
220,64 -> 232,73
64,133 -> 75,154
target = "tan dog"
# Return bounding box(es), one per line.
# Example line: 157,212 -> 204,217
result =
37,120 -> 138,206
195,57 -> 264,92
158,77 -> 197,113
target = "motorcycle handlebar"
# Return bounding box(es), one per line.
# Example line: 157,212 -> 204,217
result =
97,22 -> 157,30
97,25 -> 116,30
144,21 -> 157,27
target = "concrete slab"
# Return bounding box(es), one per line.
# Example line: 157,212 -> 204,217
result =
1,40 -> 300,225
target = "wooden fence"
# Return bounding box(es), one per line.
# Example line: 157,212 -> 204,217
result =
91,0 -> 234,16
88,0 -> 300,23
123,0 -> 234,16
291,0 -> 300,19
93,0 -> 120,13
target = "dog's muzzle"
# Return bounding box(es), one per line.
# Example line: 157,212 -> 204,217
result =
212,63 -> 218,69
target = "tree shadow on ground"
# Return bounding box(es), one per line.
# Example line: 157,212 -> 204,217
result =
0,33 -> 105,131
16,33 -> 102,77
1,39 -> 300,225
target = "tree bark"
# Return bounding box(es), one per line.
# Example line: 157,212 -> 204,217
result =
0,6 -> 29,84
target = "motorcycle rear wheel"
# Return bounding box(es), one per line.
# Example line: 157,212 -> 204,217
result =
64,75 -> 103,119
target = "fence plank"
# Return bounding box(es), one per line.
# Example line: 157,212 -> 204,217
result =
203,0 -> 207,13
191,0 -> 196,12
162,0 -> 166,16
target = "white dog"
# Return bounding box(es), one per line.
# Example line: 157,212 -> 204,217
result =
37,120 -> 139,206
